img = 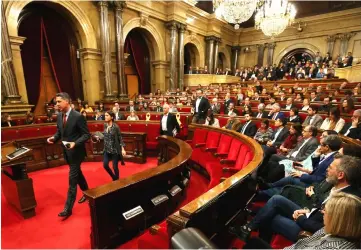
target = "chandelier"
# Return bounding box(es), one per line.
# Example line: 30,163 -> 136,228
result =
214,0 -> 258,30
255,0 -> 296,38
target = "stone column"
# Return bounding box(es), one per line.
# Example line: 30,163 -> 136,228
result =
1,4 -> 22,104
326,35 -> 336,55
98,1 -> 115,100
165,21 -> 178,90
213,38 -> 221,73
205,36 -> 215,74
339,32 -> 355,57
113,1 -> 127,99
266,43 -> 276,66
231,46 -> 241,74
177,23 -> 186,90
256,44 -> 266,66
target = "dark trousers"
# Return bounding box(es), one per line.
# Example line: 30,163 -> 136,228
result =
261,154 -> 288,182
65,159 -> 89,211
103,152 -> 120,180
249,195 -> 302,242
243,237 -> 272,249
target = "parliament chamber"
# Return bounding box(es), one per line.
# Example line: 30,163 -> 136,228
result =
2,0 -> 361,249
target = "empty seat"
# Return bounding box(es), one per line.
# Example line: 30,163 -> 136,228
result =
191,131 -> 220,165
198,134 -> 232,167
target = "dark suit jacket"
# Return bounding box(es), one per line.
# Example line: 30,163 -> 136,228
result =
296,186 -> 361,233
155,106 -> 163,112
238,121 -> 257,137
268,112 -> 285,120
224,99 -> 233,112
126,105 -> 139,111
270,127 -> 289,148
288,137 -> 319,162
114,112 -> 125,120
103,123 -> 125,156
341,122 -> 361,140
160,113 -> 180,136
288,115 -> 302,123
193,97 -> 210,119
255,112 -> 268,119
1,121 -> 16,127
300,153 -> 336,184
53,109 -> 90,163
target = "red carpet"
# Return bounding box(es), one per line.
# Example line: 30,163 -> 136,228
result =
1,159 -> 209,249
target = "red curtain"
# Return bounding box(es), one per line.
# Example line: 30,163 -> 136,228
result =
19,6 -> 79,105
125,30 -> 150,94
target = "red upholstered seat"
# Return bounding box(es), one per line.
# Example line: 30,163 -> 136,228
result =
146,123 -> 160,150
1,129 -> 19,142
191,131 -> 220,164
271,234 -> 294,249
222,144 -> 252,178
299,112 -> 307,121
117,123 -> 130,132
15,119 -> 26,126
129,123 -> 147,133
217,117 -> 229,127
187,128 -> 208,149
198,133 -> 231,167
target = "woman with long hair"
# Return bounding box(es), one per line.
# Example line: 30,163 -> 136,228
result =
94,111 -> 126,181
204,109 -> 220,128
277,123 -> 303,156
320,107 -> 345,133
288,108 -> 301,123
341,98 -> 355,114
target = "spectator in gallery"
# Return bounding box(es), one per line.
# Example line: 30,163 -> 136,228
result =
126,111 -> 139,121
254,119 -> 273,143
320,107 -> 345,133
288,107 -> 301,123
25,113 -> 35,125
204,110 -> 220,128
341,98 -> 355,115
81,110 -> 87,120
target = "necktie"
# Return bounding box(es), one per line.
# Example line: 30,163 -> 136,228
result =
63,114 -> 67,127
272,113 -> 277,120
257,113 -> 262,118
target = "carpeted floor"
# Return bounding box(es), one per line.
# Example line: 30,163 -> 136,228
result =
1,158 -> 209,249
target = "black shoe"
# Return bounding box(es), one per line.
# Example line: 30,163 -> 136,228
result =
229,225 -> 252,242
58,209 -> 72,219
257,177 -> 271,190
78,195 -> 87,204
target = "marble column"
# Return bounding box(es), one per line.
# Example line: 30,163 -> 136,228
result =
266,43 -> 276,66
205,36 -> 215,74
231,46 -> 241,73
166,21 -> 177,90
113,1 -> 127,99
326,35 -> 336,55
213,38 -> 221,73
1,4 -> 22,104
339,32 -> 355,57
98,1 -> 115,100
177,23 -> 186,91
256,44 -> 266,66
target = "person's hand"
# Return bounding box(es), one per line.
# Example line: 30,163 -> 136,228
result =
290,171 -> 302,178
67,142 -> 76,149
47,137 -> 55,144
314,147 -> 322,157
122,149 -> 126,157
305,186 -> 315,197
293,209 -> 308,220
351,116 -> 359,128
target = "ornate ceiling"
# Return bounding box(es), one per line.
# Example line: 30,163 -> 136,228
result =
195,1 -> 361,28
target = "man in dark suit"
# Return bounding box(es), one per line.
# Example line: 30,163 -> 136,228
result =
126,100 -> 139,112
192,89 -> 210,124
255,103 -> 268,118
112,106 -> 125,120
341,109 -> 361,140
229,155 -> 361,243
155,102 -> 163,112
267,103 -> 284,120
47,92 -> 90,219
160,104 -> 180,136
238,114 -> 257,137
302,105 -> 323,128
346,52 -> 353,66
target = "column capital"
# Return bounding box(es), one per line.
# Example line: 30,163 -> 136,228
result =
338,32 -> 356,41
205,36 -> 220,42
256,44 -> 266,49
165,21 -> 178,30
231,46 -> 241,51
111,1 -> 127,11
177,23 -> 187,33
326,35 -> 337,42
266,42 -> 276,49
97,0 -> 109,8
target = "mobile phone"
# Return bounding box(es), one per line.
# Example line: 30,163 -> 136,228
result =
293,162 -> 303,167
65,143 -> 71,149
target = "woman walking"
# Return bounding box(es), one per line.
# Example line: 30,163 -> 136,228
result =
95,111 -> 126,180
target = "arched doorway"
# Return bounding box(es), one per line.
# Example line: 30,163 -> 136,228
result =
18,2 -> 82,114
280,48 -> 315,64
124,28 -> 151,95
217,52 -> 227,72
184,43 -> 200,73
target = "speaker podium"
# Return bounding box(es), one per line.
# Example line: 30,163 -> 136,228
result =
1,141 -> 37,219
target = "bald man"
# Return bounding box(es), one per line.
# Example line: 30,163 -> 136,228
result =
160,104 -> 180,137
341,109 -> 361,140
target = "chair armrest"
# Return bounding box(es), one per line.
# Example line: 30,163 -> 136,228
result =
195,143 -> 206,148
222,167 -> 238,173
150,225 -> 161,235
220,159 -> 236,165
205,147 -> 217,152
298,231 -> 313,240
214,153 -> 228,157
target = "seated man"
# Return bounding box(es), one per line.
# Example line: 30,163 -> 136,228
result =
267,103 -> 284,120
258,135 -> 342,199
341,109 -> 361,140
222,113 -> 241,131
229,155 -> 361,243
238,114 -> 257,137
260,125 -> 319,182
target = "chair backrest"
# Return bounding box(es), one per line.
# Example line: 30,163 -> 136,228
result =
217,134 -> 233,154
227,139 -> 242,161
205,131 -> 221,148
192,128 -> 208,145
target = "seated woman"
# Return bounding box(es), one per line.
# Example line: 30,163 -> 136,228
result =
127,111 -> 139,121
175,98 -> 183,107
242,193 -> 361,249
204,110 -> 220,128
25,113 -> 35,125
277,123 -> 303,156
243,105 -> 253,116
341,98 -> 355,115
81,110 -> 88,120
320,107 -> 345,133
1,113 -> 16,127
80,103 -> 94,113
288,108 -> 302,123
142,102 -> 150,111
294,93 -> 303,102
254,120 -> 273,143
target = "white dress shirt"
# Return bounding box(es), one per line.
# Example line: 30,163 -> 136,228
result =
195,98 -> 201,112
161,114 -> 168,131
241,121 -> 251,134
271,127 -> 284,144
301,106 -> 309,111
291,138 -> 311,158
